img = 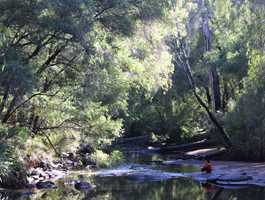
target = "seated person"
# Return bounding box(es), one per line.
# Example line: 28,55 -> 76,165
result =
201,159 -> 212,173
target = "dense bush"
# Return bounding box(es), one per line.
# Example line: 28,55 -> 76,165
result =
0,124 -> 28,188
90,150 -> 124,167
226,53 -> 265,160
79,102 -> 123,149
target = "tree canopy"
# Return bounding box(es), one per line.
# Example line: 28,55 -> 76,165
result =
1,0 -> 265,188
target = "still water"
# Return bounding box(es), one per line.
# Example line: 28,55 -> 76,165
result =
1,152 -> 265,200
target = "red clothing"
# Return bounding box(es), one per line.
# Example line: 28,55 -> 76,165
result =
201,183 -> 217,192
201,163 -> 212,173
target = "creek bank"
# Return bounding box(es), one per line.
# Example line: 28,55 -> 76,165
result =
114,135 -> 226,160
0,169 -> 28,190
25,151 -> 97,186
0,151 -> 96,190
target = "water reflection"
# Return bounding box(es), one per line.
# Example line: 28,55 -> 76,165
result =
2,177 -> 265,200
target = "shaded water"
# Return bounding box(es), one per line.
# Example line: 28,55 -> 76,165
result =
2,152 -> 265,200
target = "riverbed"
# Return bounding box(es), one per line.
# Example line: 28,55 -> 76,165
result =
2,152 -> 265,200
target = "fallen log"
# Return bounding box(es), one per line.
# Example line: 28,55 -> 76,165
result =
185,147 -> 227,159
113,135 -> 150,145
148,139 -> 217,153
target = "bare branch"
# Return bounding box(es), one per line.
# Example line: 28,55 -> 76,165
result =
36,44 -> 68,75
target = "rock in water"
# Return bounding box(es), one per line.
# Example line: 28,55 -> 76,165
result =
36,181 -> 56,189
74,174 -> 95,190
74,181 -> 94,190
217,174 -> 252,182
215,175 -> 252,185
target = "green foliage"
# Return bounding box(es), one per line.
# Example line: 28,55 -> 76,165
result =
0,144 -> 16,181
79,102 -> 123,148
1,0 -> 265,166
0,47 -> 35,94
225,51 -> 265,160
90,149 -> 124,167
0,0 -> 174,162
0,124 -> 27,188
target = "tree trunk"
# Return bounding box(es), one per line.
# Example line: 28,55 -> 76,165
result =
0,85 -> 9,116
41,131 -> 60,156
2,96 -> 17,123
32,115 -> 40,134
204,86 -> 212,107
192,90 -> 232,147
209,65 -> 221,112
175,43 -> 232,147
222,80 -> 229,111
149,139 -> 217,153
171,1 -> 232,147
202,11 -> 222,112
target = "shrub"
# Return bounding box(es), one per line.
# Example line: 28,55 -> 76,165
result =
0,124 -> 28,188
79,102 -> 123,149
90,150 -> 124,167
225,52 -> 265,160
0,146 -> 27,189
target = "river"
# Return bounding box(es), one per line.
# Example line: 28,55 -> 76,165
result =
1,151 -> 265,200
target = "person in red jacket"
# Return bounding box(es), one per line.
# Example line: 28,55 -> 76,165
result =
201,159 -> 212,173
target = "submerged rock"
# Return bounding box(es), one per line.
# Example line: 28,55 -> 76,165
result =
74,181 -> 94,190
214,175 -> 252,185
73,175 -> 95,191
36,181 -> 56,189
217,174 -> 252,182
126,171 -> 183,182
96,164 -> 184,182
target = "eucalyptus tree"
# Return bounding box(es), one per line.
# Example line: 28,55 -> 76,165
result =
0,0 -> 174,133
